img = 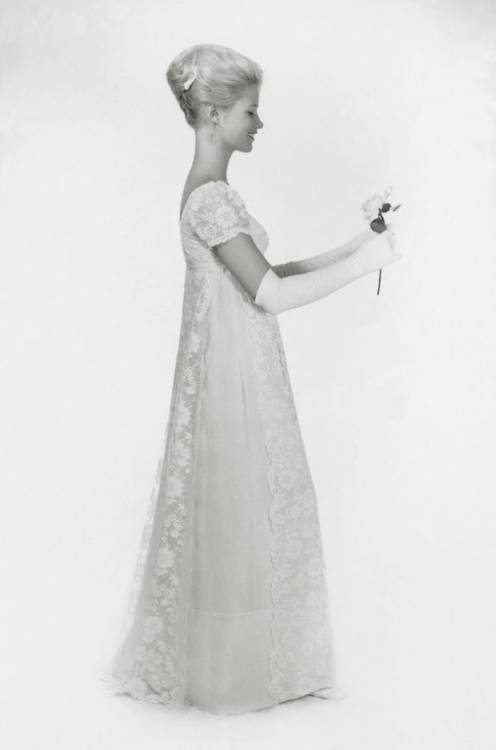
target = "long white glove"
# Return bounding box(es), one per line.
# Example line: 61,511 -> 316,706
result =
272,228 -> 375,277
254,233 -> 400,314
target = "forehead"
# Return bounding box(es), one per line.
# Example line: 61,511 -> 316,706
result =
237,86 -> 260,106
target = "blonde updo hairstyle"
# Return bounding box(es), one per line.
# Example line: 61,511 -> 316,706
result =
166,43 -> 263,130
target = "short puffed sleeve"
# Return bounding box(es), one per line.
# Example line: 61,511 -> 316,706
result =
189,181 -> 251,248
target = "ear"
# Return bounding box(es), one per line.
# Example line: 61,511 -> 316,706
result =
207,104 -> 220,126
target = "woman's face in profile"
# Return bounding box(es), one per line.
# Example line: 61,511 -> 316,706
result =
218,84 -> 264,153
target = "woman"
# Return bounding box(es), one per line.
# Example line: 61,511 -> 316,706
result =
101,43 -> 401,715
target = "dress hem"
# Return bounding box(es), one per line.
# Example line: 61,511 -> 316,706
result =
100,671 -> 337,715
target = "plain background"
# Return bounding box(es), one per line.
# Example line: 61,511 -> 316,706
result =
1,0 -> 495,748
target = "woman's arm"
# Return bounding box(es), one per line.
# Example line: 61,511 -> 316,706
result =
214,228 -> 399,314
271,228 -> 375,278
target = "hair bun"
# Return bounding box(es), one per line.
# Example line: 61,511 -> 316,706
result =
166,44 -> 263,130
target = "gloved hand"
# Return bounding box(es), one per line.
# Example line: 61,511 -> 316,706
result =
351,229 -> 400,274
254,233 -> 402,315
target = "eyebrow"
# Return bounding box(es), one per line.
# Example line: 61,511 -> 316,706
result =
248,104 -> 259,107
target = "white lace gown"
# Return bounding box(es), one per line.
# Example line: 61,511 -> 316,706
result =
102,180 -> 336,714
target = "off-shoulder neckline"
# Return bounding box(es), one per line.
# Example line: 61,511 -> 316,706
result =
179,179 -> 232,223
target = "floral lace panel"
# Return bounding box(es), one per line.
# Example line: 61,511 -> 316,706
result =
101,267 -> 211,708
188,181 -> 252,248
246,304 -> 336,701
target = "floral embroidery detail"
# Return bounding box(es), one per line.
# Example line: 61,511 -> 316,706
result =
101,267 -> 211,709
189,182 -> 252,248
246,304 -> 336,701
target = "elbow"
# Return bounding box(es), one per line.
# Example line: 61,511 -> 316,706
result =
254,268 -> 283,315
254,288 -> 281,315
254,297 -> 281,315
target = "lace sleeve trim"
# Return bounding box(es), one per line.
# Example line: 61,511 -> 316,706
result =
189,182 -> 252,248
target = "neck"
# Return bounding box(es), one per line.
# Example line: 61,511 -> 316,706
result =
189,130 -> 233,183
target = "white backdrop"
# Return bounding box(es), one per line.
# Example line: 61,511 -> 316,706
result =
2,0 -> 495,748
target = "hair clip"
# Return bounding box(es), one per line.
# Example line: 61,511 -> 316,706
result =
183,66 -> 197,92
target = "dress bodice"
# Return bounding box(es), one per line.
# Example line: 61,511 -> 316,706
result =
180,182 -> 269,270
